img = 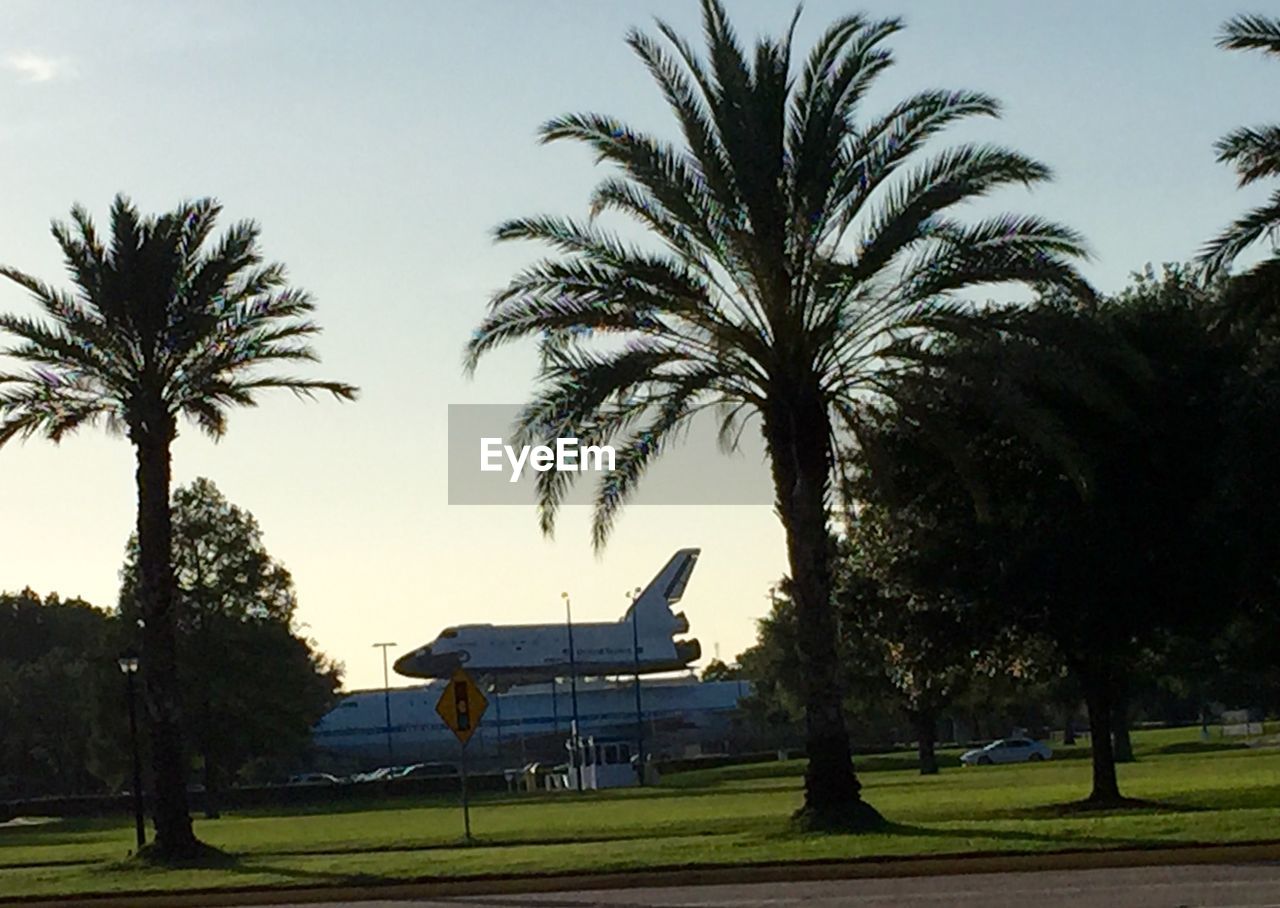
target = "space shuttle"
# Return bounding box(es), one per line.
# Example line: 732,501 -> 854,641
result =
393,548 -> 702,684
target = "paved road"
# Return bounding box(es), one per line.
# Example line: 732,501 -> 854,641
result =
260,863 -> 1280,908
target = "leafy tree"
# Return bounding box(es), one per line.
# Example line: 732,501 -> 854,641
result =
465,0 -> 1088,830
0,196 -> 356,858
1203,14 -> 1280,284
733,566 -> 992,773
119,478 -> 342,816
732,589 -> 807,750
700,658 -> 743,681
0,590 -> 123,798
120,478 -> 297,633
853,267 -> 1277,803
833,528 -> 980,775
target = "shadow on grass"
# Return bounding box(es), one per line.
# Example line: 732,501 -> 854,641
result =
234,816 -> 776,860
1157,784 -> 1280,812
228,784 -> 779,820
1150,741 -> 1250,757
980,798 -> 1206,821
880,820 -> 1186,853
97,845 -> 385,890
223,859 -> 390,888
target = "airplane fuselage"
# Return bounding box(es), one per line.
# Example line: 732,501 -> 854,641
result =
393,619 -> 699,683
394,548 -> 703,683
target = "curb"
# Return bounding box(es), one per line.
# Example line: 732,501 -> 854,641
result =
7,840 -> 1280,908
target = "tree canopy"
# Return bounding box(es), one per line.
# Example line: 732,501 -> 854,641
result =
0,590 -> 122,799
845,265 -> 1280,802
119,478 -> 342,810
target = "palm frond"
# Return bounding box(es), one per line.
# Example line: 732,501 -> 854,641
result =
1218,14 -> 1280,54
824,89 -> 1003,246
1204,16 -> 1280,274
0,195 -> 356,448
467,5 -> 1088,545
1201,188 -> 1280,275
0,371 -> 121,444
839,144 -> 1052,300
1215,125 -> 1280,186
590,373 -> 718,548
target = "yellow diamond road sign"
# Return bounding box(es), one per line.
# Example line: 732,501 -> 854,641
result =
435,668 -> 488,745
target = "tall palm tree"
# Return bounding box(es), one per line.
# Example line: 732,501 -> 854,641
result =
0,195 -> 356,858
1203,14 -> 1280,278
466,0 -> 1090,829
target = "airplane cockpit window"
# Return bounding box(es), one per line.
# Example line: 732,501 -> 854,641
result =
439,628 -> 459,639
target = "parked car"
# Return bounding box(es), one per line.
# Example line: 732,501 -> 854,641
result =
960,737 -> 1053,766
284,772 -> 343,786
395,762 -> 457,779
348,767 -> 394,783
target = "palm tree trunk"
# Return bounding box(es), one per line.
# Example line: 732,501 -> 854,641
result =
134,430 -> 199,858
1082,675 -> 1122,803
766,393 -> 883,831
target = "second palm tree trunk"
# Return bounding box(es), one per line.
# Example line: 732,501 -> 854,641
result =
134,428 -> 199,857
766,391 -> 883,830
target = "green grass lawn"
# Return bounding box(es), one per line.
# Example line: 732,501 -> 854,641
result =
2,726 -> 1277,900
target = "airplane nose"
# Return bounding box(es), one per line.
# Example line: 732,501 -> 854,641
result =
393,645 -> 462,679
392,648 -> 422,677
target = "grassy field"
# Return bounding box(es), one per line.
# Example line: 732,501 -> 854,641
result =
2,726 -> 1277,900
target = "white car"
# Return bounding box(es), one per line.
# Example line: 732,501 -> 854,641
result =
960,737 -> 1052,766
284,772 -> 343,786
349,767 -> 395,783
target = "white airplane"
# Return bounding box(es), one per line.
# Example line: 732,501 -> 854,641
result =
393,548 -> 702,684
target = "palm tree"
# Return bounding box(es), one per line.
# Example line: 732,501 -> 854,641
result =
1203,14 -> 1280,278
466,0 -> 1090,830
0,195 -> 356,859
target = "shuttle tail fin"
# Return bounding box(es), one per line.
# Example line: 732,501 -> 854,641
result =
623,548 -> 700,628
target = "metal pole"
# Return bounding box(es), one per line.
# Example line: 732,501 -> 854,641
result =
125,670 -> 145,850
629,588 -> 644,785
373,642 -> 397,762
563,592 -> 582,792
494,688 -> 503,764
460,740 -> 472,842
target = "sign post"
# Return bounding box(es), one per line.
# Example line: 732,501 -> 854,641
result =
460,738 -> 471,841
435,667 -> 488,843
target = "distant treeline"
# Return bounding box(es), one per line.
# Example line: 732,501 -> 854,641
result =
1,480 -> 342,805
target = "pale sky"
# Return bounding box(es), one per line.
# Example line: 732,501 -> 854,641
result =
0,1 -> 1271,690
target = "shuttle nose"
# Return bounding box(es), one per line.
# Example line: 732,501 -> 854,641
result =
392,648 -> 423,677
393,645 -> 462,679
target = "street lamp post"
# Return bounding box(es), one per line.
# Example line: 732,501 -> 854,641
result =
561,592 -> 582,792
372,642 -> 397,762
117,653 -> 145,851
627,586 -> 644,785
